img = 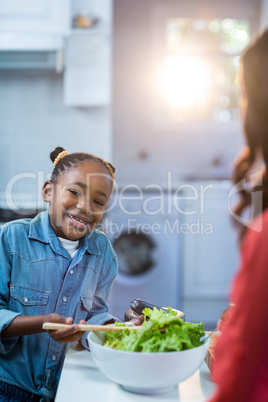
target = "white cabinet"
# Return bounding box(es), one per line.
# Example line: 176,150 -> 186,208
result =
0,0 -> 70,33
63,0 -> 112,106
63,31 -> 111,106
0,0 -> 112,106
180,181 -> 239,327
0,0 -> 70,51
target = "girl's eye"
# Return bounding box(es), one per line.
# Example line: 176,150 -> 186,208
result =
69,189 -> 80,196
94,200 -> 105,207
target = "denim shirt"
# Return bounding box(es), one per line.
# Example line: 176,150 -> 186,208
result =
0,211 -> 118,400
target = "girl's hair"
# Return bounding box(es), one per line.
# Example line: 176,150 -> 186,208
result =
233,30 -> 268,236
50,146 -> 115,184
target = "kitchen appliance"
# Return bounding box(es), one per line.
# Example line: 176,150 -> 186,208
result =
104,190 -> 183,320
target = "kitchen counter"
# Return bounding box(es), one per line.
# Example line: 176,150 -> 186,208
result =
55,343 -> 216,402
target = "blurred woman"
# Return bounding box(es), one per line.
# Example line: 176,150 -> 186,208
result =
209,30 -> 268,402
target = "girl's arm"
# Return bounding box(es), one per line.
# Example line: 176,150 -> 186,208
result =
1,314 -> 48,337
0,226 -> 85,345
2,313 -> 86,343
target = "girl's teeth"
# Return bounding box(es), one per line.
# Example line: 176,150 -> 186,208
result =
68,214 -> 87,224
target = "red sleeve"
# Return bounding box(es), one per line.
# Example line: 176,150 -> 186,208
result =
209,211 -> 268,402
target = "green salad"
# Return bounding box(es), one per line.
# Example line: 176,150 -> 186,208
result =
104,307 -> 205,353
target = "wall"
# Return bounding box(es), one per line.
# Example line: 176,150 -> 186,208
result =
0,69 -> 111,207
113,0 -> 260,188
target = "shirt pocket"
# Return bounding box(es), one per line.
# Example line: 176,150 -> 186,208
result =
10,285 -> 49,316
76,296 -> 93,322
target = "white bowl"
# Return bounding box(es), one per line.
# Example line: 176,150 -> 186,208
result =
88,331 -> 210,395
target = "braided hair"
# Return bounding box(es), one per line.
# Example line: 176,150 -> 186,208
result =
50,146 -> 115,184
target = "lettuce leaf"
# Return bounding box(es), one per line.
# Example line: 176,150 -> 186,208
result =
104,307 -> 205,353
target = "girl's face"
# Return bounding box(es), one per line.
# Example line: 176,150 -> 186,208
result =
42,160 -> 113,240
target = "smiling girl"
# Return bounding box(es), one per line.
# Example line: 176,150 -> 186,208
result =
0,147 -> 125,401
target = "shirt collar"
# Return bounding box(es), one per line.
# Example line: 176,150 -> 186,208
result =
28,211 -> 101,256
79,231 -> 101,256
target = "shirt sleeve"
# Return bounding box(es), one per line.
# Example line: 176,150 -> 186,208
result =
0,226 -> 21,354
80,253 -> 119,350
209,213 -> 268,402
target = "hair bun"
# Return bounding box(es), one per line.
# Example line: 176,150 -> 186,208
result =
50,147 -> 66,164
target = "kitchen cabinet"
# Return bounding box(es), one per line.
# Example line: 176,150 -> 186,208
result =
0,0 -> 70,51
0,0 -> 69,33
63,0 -> 112,106
180,181 -> 239,327
0,0 -> 112,106
63,31 -> 111,106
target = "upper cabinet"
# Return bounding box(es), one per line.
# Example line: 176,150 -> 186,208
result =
64,0 -> 113,106
64,32 -> 112,106
0,0 -> 69,33
0,0 -> 71,50
0,0 -> 113,107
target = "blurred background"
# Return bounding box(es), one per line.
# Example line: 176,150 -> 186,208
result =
0,0 -> 265,328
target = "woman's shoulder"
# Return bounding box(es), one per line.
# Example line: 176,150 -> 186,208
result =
242,209 -> 268,253
249,209 -> 268,235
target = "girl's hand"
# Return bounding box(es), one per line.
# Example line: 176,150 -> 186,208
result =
45,313 -> 86,344
129,315 -> 144,326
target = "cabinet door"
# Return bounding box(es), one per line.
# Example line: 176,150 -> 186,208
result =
0,0 -> 69,33
182,182 -> 239,299
63,33 -> 111,106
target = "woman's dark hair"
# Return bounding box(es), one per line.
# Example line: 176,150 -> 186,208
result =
233,30 -> 268,236
50,146 -> 115,184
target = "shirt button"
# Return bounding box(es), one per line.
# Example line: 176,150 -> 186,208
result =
51,355 -> 56,361
23,297 -> 29,303
62,296 -> 67,302
69,269 -> 74,275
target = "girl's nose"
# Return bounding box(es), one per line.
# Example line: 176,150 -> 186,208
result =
77,198 -> 92,214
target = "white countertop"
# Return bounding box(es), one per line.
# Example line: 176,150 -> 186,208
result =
55,343 -> 216,402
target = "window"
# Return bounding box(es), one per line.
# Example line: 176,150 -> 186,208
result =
156,18 -> 250,122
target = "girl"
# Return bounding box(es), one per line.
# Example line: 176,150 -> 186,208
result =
0,147 -> 134,401
209,31 -> 268,401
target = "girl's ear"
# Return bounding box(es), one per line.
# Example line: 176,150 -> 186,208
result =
42,180 -> 53,203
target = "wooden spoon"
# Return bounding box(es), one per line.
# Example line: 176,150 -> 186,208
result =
42,322 -> 143,332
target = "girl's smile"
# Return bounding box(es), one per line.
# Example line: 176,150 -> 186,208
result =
42,160 -> 113,240
67,213 -> 91,227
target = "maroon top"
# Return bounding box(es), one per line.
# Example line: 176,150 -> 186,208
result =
209,210 -> 268,402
